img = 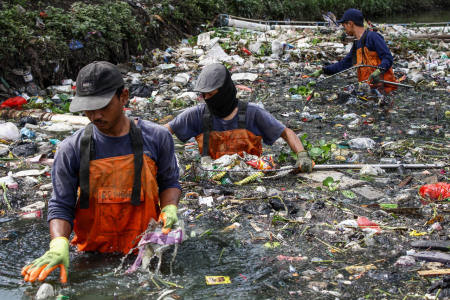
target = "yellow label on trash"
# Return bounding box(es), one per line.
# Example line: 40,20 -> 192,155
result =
205,276 -> 231,285
409,230 -> 427,236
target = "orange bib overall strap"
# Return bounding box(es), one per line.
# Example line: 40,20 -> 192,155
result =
352,30 -> 397,93
195,101 -> 262,159
72,120 -> 159,253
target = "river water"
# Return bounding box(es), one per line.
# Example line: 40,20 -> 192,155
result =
2,215 -> 286,299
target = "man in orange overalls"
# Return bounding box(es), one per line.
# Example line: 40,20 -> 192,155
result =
21,61 -> 181,283
164,63 -> 314,172
310,8 -> 397,94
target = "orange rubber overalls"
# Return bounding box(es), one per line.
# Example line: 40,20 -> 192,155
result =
72,120 -> 160,254
353,30 -> 397,93
195,101 -> 262,159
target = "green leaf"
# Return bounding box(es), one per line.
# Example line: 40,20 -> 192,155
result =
341,190 -> 356,199
322,176 -> 335,187
309,147 -> 323,157
379,204 -> 398,209
278,152 -> 289,163
58,93 -> 69,102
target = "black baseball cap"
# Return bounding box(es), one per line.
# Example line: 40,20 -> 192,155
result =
69,61 -> 124,112
337,9 -> 364,25
193,63 -> 227,93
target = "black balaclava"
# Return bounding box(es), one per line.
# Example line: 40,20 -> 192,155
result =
204,69 -> 238,118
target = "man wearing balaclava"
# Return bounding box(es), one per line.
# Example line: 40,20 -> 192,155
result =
164,63 -> 313,173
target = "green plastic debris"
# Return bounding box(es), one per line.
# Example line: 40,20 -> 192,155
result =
264,242 -> 281,249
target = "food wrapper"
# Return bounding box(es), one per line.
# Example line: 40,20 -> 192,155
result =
205,276 -> 231,285
246,155 -> 277,170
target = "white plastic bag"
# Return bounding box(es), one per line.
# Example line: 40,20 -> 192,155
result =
0,122 -> 20,141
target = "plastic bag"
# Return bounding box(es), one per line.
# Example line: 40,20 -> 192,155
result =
348,138 -> 376,149
1,96 -> 27,109
0,122 -> 21,141
419,182 -> 450,204
125,219 -> 184,273
356,216 -> 381,234
129,84 -> 153,98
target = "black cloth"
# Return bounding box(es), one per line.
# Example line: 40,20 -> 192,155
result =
204,69 -> 238,118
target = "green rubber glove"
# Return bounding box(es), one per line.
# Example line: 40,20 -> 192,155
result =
368,69 -> 381,84
309,69 -> 324,78
22,237 -> 69,283
158,204 -> 178,234
296,151 -> 314,173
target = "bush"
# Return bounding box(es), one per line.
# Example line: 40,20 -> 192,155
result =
0,1 -> 144,87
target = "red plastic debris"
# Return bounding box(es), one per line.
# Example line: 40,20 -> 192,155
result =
241,47 -> 252,55
419,182 -> 450,205
1,96 -> 27,110
356,216 -> 381,234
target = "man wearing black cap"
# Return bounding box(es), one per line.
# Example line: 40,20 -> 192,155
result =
21,61 -> 181,283
164,63 -> 313,172
310,8 -> 397,94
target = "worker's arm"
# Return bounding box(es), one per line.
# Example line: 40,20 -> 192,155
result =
50,219 -> 72,240
281,128 -> 304,153
163,123 -> 174,134
323,46 -> 353,75
159,187 -> 181,209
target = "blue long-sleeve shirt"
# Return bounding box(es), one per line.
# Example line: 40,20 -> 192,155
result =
47,119 -> 181,228
323,30 -> 393,75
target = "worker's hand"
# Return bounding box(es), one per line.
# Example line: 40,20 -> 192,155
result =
368,69 -> 381,84
296,151 -> 314,173
309,69 -> 324,78
21,237 -> 69,283
158,205 -> 178,235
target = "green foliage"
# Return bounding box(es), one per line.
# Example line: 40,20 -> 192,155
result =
300,134 -> 336,164
23,95 -> 71,113
289,86 -> 312,96
0,1 -> 144,82
170,97 -> 189,109
323,176 -> 340,191
341,190 -> 356,199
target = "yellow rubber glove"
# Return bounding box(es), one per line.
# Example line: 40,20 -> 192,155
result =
309,69 -> 324,78
158,205 -> 178,235
296,151 -> 315,173
368,69 -> 381,84
21,237 -> 69,283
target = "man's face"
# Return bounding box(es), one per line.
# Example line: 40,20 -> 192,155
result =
84,89 -> 128,134
342,21 -> 355,36
203,89 -> 219,100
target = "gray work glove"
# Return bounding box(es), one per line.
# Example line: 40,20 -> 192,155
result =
296,151 -> 314,173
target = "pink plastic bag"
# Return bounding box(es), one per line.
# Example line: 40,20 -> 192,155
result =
356,216 -> 381,234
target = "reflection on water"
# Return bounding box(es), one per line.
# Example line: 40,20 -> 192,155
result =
371,9 -> 450,24
1,215 -> 287,299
